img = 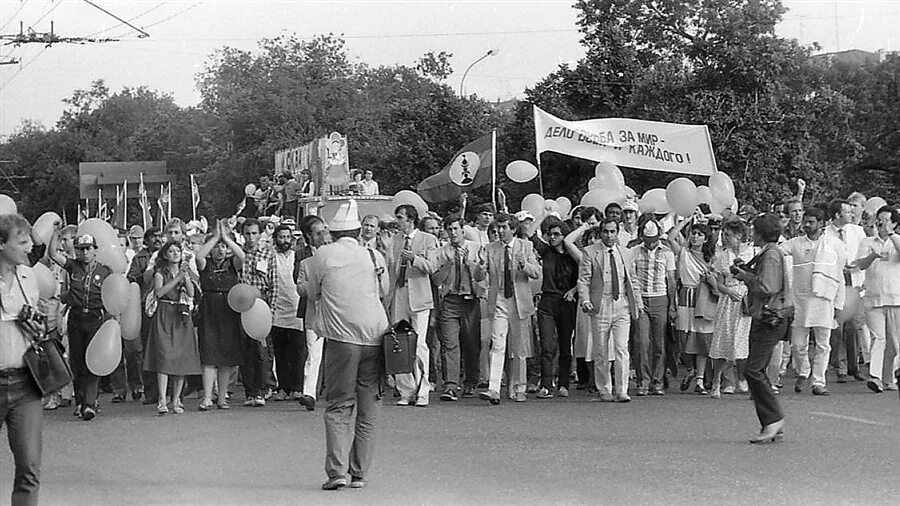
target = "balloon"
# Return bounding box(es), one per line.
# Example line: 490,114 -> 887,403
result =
393,190 -> 429,219
544,199 -> 561,218
837,288 -> 861,324
623,186 -> 636,198
0,194 -> 16,215
639,188 -> 670,214
78,218 -> 118,250
697,185 -> 714,205
521,193 -> 545,218
666,177 -> 700,217
587,177 -> 601,190
245,183 -> 257,197
97,245 -> 128,274
32,262 -> 57,299
505,160 -> 539,183
228,283 -> 260,313
709,172 -> 735,208
865,197 -> 888,216
241,299 -> 273,341
581,188 -> 626,211
121,283 -> 142,341
101,273 -> 130,316
86,319 -> 122,376
556,197 -> 572,217
32,212 -> 62,245
594,162 -> 625,191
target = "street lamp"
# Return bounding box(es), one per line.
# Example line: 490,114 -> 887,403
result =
459,48 -> 498,97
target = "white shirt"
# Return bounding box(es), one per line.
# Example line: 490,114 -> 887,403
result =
360,179 -> 379,196
0,266 -> 40,369
858,235 -> 900,308
273,250 -> 302,330
824,222 -> 865,287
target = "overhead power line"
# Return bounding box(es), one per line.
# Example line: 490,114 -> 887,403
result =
0,46 -> 47,91
29,0 -> 61,31
82,0 -> 149,38
83,1 -> 165,39
0,0 -> 30,32
111,1 -> 202,39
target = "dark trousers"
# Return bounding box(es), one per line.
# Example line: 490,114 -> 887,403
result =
427,319 -> 441,385
831,312 -> 859,376
111,336 -> 144,395
241,333 -> 273,398
438,295 -> 481,390
665,321 -> 679,378
635,296 -> 668,389
323,340 -> 382,480
745,318 -> 786,427
271,326 -> 306,393
139,313 -> 158,401
67,311 -> 104,407
537,294 -> 576,390
1,369 -> 42,506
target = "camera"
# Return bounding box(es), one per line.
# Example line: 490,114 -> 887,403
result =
730,258 -> 748,277
17,304 -> 47,326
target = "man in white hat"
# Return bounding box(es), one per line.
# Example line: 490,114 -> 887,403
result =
307,199 -> 389,491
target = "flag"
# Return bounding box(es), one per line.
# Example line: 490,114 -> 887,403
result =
417,132 -> 493,203
98,188 -> 109,221
138,174 -> 153,230
167,182 -> 172,222
190,174 -> 200,221
112,185 -> 126,229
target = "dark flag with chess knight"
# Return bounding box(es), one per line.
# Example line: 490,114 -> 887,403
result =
417,132 -> 493,202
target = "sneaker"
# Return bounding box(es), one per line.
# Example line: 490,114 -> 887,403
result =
794,376 -> 807,393
111,393 -> 126,404
349,477 -> 367,489
43,396 -> 60,410
867,379 -> 884,393
272,391 -> 290,402
736,379 -> 749,393
694,378 -> 708,395
598,393 -> 615,402
321,476 -> 347,491
536,387 -> 554,399
243,397 -> 256,406
395,397 -> 411,406
615,394 -> 632,403
74,404 -> 83,418
558,386 -> 569,398
82,405 -> 96,421
636,388 -> 649,397
885,383 -> 898,392
298,395 -> 316,411
812,385 -> 830,396
722,385 -> 736,395
253,396 -> 266,407
650,387 -> 665,396
478,389 -> 501,405
514,392 -> 527,402
440,390 -> 458,402
461,387 -> 476,398
415,396 -> 429,407
290,391 -> 304,401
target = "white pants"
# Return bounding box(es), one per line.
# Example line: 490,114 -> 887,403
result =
791,326 -> 832,388
303,329 -> 324,399
479,298 -> 491,383
488,296 -> 527,394
393,287 -> 431,401
590,298 -> 631,396
866,306 -> 900,384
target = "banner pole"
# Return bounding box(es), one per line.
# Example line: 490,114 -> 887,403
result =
190,174 -> 197,222
491,129 -> 497,211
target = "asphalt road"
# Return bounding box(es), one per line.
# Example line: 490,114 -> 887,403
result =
2,376 -> 898,506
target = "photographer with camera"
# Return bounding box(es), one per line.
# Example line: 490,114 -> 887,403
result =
731,214 -> 792,444
0,214 -> 45,506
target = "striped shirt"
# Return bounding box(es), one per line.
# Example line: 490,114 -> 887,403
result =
629,243 -> 675,297
242,243 -> 276,307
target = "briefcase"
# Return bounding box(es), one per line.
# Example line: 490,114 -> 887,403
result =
383,320 -> 416,376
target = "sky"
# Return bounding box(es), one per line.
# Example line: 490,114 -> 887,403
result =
0,0 -> 898,137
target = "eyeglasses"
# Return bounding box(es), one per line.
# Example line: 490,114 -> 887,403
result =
548,231 -> 564,237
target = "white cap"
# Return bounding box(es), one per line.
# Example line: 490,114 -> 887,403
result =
642,221 -> 660,239
329,199 -> 362,231
515,210 -> 535,222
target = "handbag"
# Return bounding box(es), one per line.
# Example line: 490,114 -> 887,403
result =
5,271 -> 73,395
382,319 -> 417,376
738,245 -> 794,328
144,288 -> 158,317
695,280 -> 719,321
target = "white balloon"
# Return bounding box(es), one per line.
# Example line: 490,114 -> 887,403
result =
393,190 -> 429,218
0,194 -> 17,215
32,212 -> 62,245
505,160 -> 539,183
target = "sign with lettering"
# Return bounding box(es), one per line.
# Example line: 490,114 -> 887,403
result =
533,106 -> 717,176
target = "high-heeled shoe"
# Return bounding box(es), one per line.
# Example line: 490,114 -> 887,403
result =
749,420 -> 785,444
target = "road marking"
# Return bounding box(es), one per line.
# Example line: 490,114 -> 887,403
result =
809,411 -> 888,426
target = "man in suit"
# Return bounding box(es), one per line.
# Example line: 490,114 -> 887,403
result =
387,204 -> 439,407
475,213 -> 541,404
578,219 -> 643,403
433,214 -> 484,401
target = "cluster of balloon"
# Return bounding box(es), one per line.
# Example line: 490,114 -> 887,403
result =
78,219 -> 128,274
120,283 -> 142,341
505,160 -> 539,183
228,284 -> 270,341
665,178 -> 701,217
86,320 -> 122,376
520,193 -> 573,222
32,212 -> 62,245
865,196 -> 887,216
393,190 -> 429,219
708,172 -> 736,213
0,194 -> 16,215
582,162 -> 629,211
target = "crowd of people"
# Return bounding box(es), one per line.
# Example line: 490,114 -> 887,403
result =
2,178 -> 899,500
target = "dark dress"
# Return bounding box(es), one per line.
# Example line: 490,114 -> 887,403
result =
143,272 -> 202,375
197,259 -> 243,367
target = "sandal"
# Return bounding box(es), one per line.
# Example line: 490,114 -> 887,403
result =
694,378 -> 708,395
680,372 -> 695,392
172,400 -> 185,414
198,398 -> 214,411
217,400 -> 231,410
157,402 -> 168,415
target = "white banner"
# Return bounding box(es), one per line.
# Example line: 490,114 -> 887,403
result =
534,106 -> 717,176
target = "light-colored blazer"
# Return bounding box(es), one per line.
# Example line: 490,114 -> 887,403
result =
475,238 -> 540,320
433,239 -> 485,299
577,243 -> 643,318
387,229 -> 439,313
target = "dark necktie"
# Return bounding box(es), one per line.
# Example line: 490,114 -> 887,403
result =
504,244 -> 514,299
455,246 -> 463,292
398,236 -> 410,288
837,228 -> 852,285
609,248 -> 620,301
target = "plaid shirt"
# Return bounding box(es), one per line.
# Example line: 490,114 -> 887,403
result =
629,243 -> 675,298
242,243 -> 276,307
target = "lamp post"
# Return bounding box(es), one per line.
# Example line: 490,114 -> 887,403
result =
459,49 -> 498,97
